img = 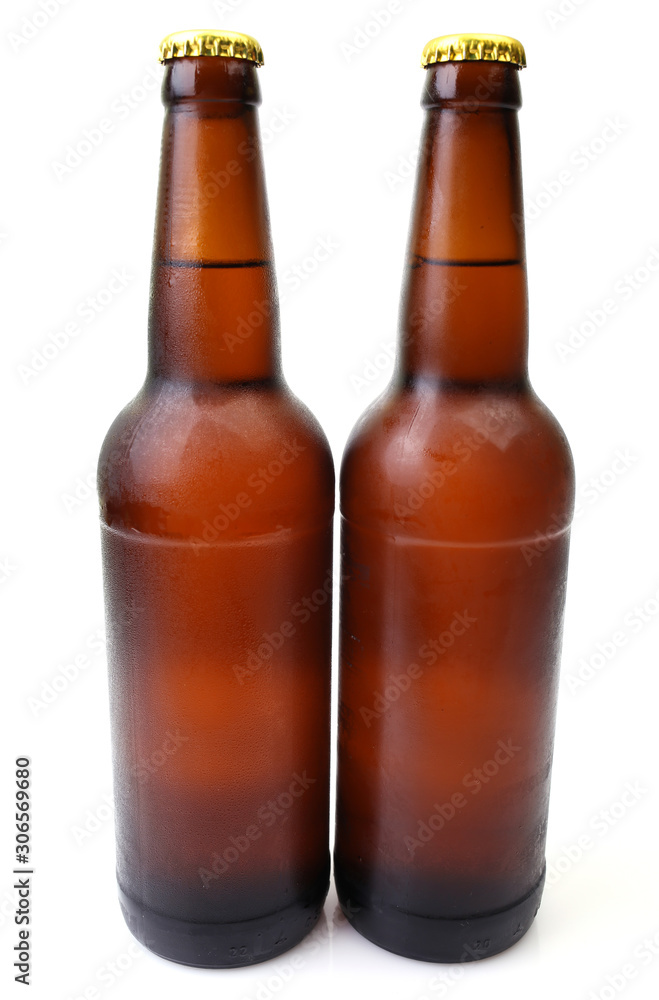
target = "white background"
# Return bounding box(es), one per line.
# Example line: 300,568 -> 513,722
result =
2,0 -> 658,997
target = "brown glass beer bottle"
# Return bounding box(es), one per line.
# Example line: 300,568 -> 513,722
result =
335,34 -> 575,962
98,30 -> 334,968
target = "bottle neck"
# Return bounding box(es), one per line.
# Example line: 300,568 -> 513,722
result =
399,61 -> 528,386
148,57 -> 280,384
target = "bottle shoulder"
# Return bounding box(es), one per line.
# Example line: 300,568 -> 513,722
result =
341,382 -> 574,540
343,382 -> 572,466
98,378 -> 334,537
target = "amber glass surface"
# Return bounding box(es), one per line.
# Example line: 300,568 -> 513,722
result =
98,56 -> 334,968
334,61 -> 575,962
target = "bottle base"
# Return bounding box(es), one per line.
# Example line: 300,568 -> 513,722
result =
335,865 -> 545,963
118,880 -> 328,968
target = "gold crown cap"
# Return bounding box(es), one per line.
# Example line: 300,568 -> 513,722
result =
421,33 -> 526,69
159,29 -> 264,66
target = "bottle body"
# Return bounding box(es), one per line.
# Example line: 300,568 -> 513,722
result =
335,384 -> 572,961
98,43 -> 334,968
334,51 -> 574,962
